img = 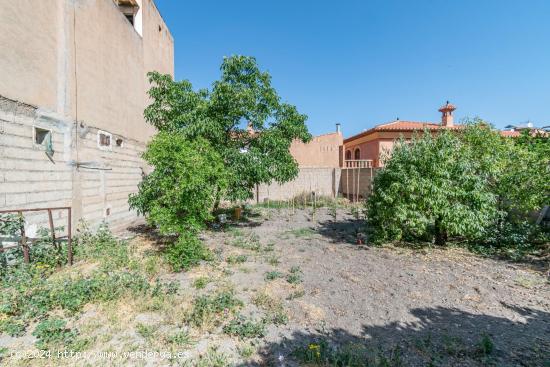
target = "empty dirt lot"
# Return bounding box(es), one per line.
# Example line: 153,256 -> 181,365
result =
179,206 -> 550,366
1,206 -> 548,366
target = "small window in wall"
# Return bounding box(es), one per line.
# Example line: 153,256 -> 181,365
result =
125,14 -> 134,26
345,150 -> 352,160
115,138 -> 124,147
354,148 -> 361,160
34,127 -> 51,145
98,130 -> 112,150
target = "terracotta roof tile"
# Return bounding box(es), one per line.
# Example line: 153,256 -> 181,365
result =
344,121 -> 462,143
500,130 -> 521,137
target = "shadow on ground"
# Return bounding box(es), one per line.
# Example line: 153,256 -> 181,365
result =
238,304 -> 549,366
316,218 -> 365,244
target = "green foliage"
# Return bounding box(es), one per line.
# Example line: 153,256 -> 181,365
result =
167,329 -> 194,347
187,291 -> 243,327
129,133 -> 227,235
264,271 -> 283,281
32,317 -> 76,349
226,254 -> 247,264
144,55 -> 311,202
477,333 -> 494,357
286,265 -> 303,284
0,225 -> 177,339
192,276 -> 210,289
136,323 -> 156,340
223,315 -> 266,339
368,122 -> 549,251
367,129 -> 497,246
164,232 -> 213,272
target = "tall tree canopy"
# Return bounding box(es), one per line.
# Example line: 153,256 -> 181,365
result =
367,121 -> 549,248
144,55 -> 311,202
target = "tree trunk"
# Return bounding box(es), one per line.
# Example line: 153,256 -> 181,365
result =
434,217 -> 448,246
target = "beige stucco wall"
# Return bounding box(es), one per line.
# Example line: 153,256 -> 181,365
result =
290,132 -> 343,168
0,1 -> 60,112
0,0 -> 173,232
0,0 -> 174,142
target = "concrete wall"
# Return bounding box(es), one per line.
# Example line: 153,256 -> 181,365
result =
0,95 -> 146,233
0,0 -> 173,233
255,168 -> 341,202
340,167 -> 378,201
0,0 -> 174,142
290,132 -> 342,168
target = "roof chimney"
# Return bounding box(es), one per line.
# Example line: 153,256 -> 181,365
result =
438,101 -> 456,127
336,123 -> 341,133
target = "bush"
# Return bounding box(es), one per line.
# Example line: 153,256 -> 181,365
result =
33,317 -> 76,349
223,315 -> 266,339
164,232 -> 213,272
188,291 -> 243,327
367,122 -> 549,252
129,133 -> 228,235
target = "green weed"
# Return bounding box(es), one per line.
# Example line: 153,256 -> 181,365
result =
136,323 -> 156,340
33,317 -> 77,349
264,271 -> 283,281
188,291 -> 243,327
223,315 -> 266,339
167,329 -> 194,347
226,254 -> 248,264
193,276 -> 211,289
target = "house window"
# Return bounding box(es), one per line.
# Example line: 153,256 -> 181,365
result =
125,13 -> 134,25
115,138 -> 123,147
98,131 -> 112,150
354,148 -> 361,160
345,150 -> 352,160
34,127 -> 51,146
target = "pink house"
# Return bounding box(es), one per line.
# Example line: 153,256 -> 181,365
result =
343,102 -> 461,167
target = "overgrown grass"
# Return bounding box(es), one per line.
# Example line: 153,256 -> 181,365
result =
0,223 -> 179,351
187,290 -> 243,328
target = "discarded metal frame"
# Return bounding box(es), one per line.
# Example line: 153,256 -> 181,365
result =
0,207 -> 73,265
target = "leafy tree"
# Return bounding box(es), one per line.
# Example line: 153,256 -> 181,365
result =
144,55 -> 311,202
367,130 -> 498,246
129,132 -> 227,235
460,120 -> 549,219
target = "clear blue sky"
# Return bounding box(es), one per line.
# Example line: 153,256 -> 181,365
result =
154,0 -> 550,137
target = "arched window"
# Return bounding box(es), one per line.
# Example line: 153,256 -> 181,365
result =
354,148 -> 361,160
345,150 -> 352,160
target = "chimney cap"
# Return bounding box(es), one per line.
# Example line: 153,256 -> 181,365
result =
439,101 -> 456,113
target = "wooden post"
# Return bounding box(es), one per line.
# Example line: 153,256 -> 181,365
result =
346,165 -> 349,201
19,211 -> 29,264
67,208 -> 73,266
47,209 -> 58,249
357,166 -> 361,202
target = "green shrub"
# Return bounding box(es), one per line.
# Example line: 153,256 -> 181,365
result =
223,315 -> 266,339
167,330 -> 194,347
0,318 -> 26,337
264,271 -> 283,281
226,254 -> 247,264
188,291 -> 243,327
193,277 -> 210,289
33,317 -> 76,349
367,129 -> 497,246
165,232 -> 212,272
367,122 -> 549,253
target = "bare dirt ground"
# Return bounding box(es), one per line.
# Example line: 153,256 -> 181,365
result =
2,207 -> 548,366
174,207 -> 550,366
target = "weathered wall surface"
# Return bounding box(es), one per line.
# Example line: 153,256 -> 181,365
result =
340,167 -> 378,200
0,1 -> 60,112
0,0 -> 174,142
255,168 -> 341,202
290,132 -> 342,168
0,0 -> 173,233
0,95 -> 145,233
